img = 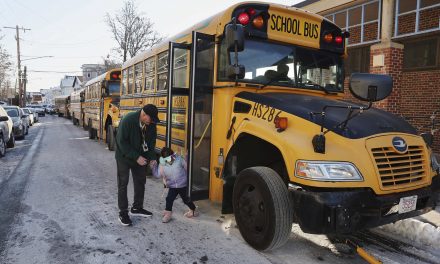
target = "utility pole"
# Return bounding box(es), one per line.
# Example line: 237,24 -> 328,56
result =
23,66 -> 27,106
3,25 -> 31,107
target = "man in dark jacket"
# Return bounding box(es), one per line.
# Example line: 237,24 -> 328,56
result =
115,104 -> 159,226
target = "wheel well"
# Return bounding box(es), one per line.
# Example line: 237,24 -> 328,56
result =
221,133 -> 288,214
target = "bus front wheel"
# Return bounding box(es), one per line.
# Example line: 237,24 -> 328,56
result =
233,167 -> 293,251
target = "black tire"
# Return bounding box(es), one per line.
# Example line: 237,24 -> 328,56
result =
88,125 -> 95,139
7,134 -> 15,148
25,126 -> 29,135
233,167 -> 293,251
0,135 -> 5,157
107,125 -> 115,151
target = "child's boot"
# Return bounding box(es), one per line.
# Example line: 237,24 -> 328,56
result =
184,209 -> 199,218
162,210 -> 172,223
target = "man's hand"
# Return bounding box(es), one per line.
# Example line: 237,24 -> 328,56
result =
136,156 -> 147,166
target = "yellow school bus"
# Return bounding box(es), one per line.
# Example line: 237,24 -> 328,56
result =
54,95 -> 69,117
70,89 -> 84,126
83,69 -> 121,150
120,2 -> 440,250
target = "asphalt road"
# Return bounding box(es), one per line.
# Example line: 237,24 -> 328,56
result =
0,115 -> 438,264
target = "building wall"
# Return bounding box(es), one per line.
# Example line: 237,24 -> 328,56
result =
298,0 -> 440,152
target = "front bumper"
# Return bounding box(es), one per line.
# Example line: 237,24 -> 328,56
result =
290,176 -> 440,234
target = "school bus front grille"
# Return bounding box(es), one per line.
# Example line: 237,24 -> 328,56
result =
371,146 -> 427,189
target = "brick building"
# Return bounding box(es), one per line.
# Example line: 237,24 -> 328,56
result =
294,0 -> 440,151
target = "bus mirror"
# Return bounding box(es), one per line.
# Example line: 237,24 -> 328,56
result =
101,81 -> 109,96
225,24 -> 244,52
421,133 -> 433,147
349,73 -> 392,102
227,65 -> 245,80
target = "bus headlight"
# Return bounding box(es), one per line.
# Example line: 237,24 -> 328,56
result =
295,160 -> 363,181
431,153 -> 439,173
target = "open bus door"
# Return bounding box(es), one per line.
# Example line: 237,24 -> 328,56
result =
167,32 -> 215,201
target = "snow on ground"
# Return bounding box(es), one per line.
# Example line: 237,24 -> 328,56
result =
372,202 -> 440,252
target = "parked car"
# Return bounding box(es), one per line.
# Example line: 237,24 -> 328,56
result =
32,105 -> 46,117
4,106 -> 28,140
31,108 -> 39,123
46,105 -> 55,114
22,108 -> 35,126
0,106 -> 13,156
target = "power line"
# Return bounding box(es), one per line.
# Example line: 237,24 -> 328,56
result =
28,70 -> 82,73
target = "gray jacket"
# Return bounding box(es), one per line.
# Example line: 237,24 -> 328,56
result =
158,155 -> 187,189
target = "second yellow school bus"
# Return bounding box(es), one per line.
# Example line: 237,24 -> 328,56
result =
70,89 -> 84,126
119,1 -> 439,250
83,69 -> 121,150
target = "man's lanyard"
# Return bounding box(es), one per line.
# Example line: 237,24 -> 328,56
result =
140,122 -> 148,152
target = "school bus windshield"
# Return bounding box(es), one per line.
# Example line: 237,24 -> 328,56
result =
219,39 -> 344,92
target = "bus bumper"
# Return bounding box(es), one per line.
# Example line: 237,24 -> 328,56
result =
290,176 -> 440,234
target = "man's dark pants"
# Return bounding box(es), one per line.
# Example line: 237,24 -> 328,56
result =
117,159 -> 146,212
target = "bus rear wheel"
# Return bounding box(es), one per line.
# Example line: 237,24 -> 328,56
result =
107,125 -> 115,151
88,123 -> 95,139
233,167 -> 293,251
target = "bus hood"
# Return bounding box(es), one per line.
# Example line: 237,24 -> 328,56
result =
236,92 -> 417,139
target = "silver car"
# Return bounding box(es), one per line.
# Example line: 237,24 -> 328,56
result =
4,106 -> 29,140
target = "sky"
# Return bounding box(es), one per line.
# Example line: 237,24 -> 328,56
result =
0,0 -> 302,92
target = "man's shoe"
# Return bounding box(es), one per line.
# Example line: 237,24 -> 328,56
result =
118,211 -> 132,226
130,207 -> 153,217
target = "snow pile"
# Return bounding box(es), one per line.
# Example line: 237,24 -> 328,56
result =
376,218 -> 440,249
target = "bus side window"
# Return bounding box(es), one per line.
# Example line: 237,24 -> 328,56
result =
127,66 -> 134,94
134,62 -> 143,93
144,57 -> 155,91
157,51 -> 169,91
173,48 -> 189,88
121,69 -> 127,95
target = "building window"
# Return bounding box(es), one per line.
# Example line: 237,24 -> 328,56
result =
403,37 -> 439,70
345,46 -> 371,75
324,0 -> 380,46
394,0 -> 440,37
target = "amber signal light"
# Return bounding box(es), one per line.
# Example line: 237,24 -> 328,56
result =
274,116 -> 288,131
324,33 -> 333,43
252,16 -> 264,29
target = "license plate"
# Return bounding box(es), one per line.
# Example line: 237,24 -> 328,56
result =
398,195 -> 417,214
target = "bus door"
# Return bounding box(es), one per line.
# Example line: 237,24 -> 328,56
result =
167,32 -> 215,200
99,84 -> 105,141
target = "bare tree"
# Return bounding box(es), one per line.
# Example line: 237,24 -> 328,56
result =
102,51 -> 122,71
106,0 -> 163,62
0,34 -> 12,100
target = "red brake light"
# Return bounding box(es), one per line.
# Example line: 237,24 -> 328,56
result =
237,12 -> 250,25
335,36 -> 343,44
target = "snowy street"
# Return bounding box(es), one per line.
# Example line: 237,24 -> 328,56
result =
0,115 -> 439,264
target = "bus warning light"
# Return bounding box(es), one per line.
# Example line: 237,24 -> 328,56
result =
253,16 -> 264,29
324,33 -> 333,43
247,8 -> 256,16
238,12 -> 250,25
335,36 -> 343,44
